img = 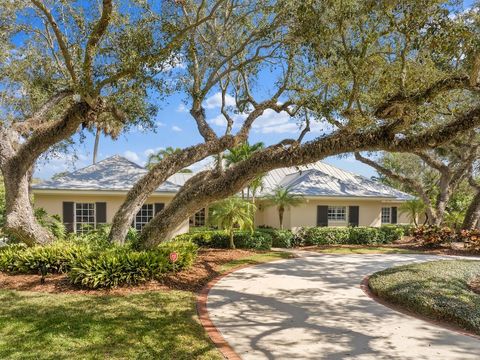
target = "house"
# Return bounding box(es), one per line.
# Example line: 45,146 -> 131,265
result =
32,155 -> 413,235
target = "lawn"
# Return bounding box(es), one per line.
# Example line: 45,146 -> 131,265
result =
368,260 -> 480,335
310,245 -> 421,254
0,250 -> 290,359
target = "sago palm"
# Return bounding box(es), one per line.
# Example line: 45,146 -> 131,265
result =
266,186 -> 304,229
209,197 -> 256,249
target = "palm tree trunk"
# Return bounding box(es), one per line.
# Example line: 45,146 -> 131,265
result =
93,128 -> 100,164
279,207 -> 284,229
229,229 -> 235,249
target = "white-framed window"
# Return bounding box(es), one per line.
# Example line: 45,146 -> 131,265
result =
381,207 -> 392,224
75,203 -> 95,234
134,204 -> 154,231
328,206 -> 347,222
190,208 -> 206,227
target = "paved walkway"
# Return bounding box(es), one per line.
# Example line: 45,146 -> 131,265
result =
207,253 -> 480,359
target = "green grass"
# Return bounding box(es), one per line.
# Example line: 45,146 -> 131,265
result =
369,260 -> 480,335
219,250 -> 294,273
0,290 -> 222,360
311,246 -> 420,254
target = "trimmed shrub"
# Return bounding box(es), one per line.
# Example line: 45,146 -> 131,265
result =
294,225 -> 406,246
379,225 -> 405,243
175,230 -> 272,250
295,227 -> 350,246
68,241 -> 198,289
257,228 -> 294,248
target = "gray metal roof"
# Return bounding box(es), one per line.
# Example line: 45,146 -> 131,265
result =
258,162 -> 413,200
32,155 -> 412,200
32,155 -> 193,193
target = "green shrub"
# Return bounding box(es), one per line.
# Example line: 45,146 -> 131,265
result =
379,225 -> 405,242
257,228 -> 294,248
68,224 -> 138,249
296,227 -> 350,245
175,230 -> 272,250
34,208 -> 67,240
0,241 -> 89,274
294,225 -> 407,246
349,227 -> 385,244
68,241 -> 198,289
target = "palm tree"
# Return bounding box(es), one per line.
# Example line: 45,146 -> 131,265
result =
224,142 -> 265,199
266,186 -> 305,229
209,197 -> 256,249
399,199 -> 426,226
147,147 -> 193,173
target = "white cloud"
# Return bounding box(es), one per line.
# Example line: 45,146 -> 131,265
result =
171,125 -> 182,132
144,147 -> 164,157
176,103 -> 189,113
124,150 -> 140,163
155,121 -> 166,127
203,92 -> 236,109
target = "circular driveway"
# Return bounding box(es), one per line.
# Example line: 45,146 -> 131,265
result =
207,253 -> 480,359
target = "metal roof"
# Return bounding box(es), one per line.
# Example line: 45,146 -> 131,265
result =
32,155 -> 412,200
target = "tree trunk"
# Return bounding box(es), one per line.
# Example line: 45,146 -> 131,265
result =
2,166 -> 53,246
93,128 -> 100,164
229,229 -> 235,249
463,190 -> 480,230
278,206 -> 284,229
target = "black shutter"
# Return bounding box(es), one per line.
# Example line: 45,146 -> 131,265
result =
391,207 -> 398,224
154,203 -> 165,215
317,206 -> 328,227
348,206 -> 359,227
96,202 -> 107,225
63,202 -> 74,233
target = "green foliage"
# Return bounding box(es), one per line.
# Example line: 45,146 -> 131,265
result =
369,260 -> 480,335
34,208 -> 66,240
69,224 -> 138,249
0,241 -> 89,274
209,197 -> 256,249
295,226 -> 405,246
257,228 -> 295,248
175,230 -> 272,250
265,186 -> 305,228
399,199 -> 426,226
68,241 -> 198,289
146,147 -> 192,172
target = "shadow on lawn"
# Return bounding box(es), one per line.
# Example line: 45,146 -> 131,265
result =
0,291 -> 220,360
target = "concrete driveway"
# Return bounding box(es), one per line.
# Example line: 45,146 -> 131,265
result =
207,253 -> 480,359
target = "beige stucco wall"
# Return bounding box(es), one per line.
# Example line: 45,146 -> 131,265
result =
33,191 -> 189,237
255,198 -> 411,230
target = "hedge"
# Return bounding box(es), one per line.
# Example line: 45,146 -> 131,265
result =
175,230 -> 272,250
294,225 -> 405,246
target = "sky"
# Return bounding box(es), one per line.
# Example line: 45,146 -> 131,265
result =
33,0 -> 476,181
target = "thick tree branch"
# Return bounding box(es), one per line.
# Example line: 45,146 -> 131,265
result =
31,0 -> 77,84
83,0 -> 113,92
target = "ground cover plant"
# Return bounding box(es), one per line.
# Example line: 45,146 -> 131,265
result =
369,260 -> 480,335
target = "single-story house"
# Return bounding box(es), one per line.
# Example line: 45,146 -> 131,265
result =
32,155 -> 413,235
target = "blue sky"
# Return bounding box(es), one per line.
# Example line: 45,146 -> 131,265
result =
34,0 -> 476,180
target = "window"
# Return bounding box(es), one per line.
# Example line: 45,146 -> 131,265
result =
190,208 -> 206,227
381,207 -> 391,224
134,204 -> 154,231
75,203 -> 95,233
328,206 -> 346,222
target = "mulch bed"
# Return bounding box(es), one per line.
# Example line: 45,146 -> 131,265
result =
0,249 -> 255,296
